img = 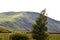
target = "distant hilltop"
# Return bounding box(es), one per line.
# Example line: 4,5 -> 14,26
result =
0,12 -> 60,33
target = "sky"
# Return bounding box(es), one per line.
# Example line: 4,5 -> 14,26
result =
0,0 -> 60,21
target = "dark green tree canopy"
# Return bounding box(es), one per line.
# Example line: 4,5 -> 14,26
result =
32,9 -> 49,40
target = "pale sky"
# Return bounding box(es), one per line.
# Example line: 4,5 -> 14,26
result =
0,0 -> 60,21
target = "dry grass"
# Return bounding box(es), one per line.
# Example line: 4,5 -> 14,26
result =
0,33 -> 60,40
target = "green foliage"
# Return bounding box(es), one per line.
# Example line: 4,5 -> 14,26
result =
32,9 -> 49,40
10,32 -> 29,40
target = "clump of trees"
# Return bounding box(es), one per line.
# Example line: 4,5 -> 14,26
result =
10,32 -> 29,40
32,9 -> 49,40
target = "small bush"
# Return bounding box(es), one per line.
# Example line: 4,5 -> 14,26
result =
10,32 -> 29,40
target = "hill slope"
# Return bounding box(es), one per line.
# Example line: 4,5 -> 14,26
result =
0,12 -> 60,33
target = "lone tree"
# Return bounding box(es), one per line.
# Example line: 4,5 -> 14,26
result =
32,9 -> 49,40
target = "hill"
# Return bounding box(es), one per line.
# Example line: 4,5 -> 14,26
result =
0,12 -> 60,33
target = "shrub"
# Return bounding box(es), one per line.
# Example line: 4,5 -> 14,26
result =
10,33 -> 29,40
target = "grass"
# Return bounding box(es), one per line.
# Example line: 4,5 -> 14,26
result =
0,32 -> 33,40
49,34 -> 60,40
0,33 -> 11,40
0,33 -> 60,40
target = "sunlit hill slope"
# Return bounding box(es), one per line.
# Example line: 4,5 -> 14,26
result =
0,12 -> 60,33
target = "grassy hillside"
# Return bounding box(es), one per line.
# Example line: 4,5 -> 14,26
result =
0,26 -> 11,33
0,12 -> 60,33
